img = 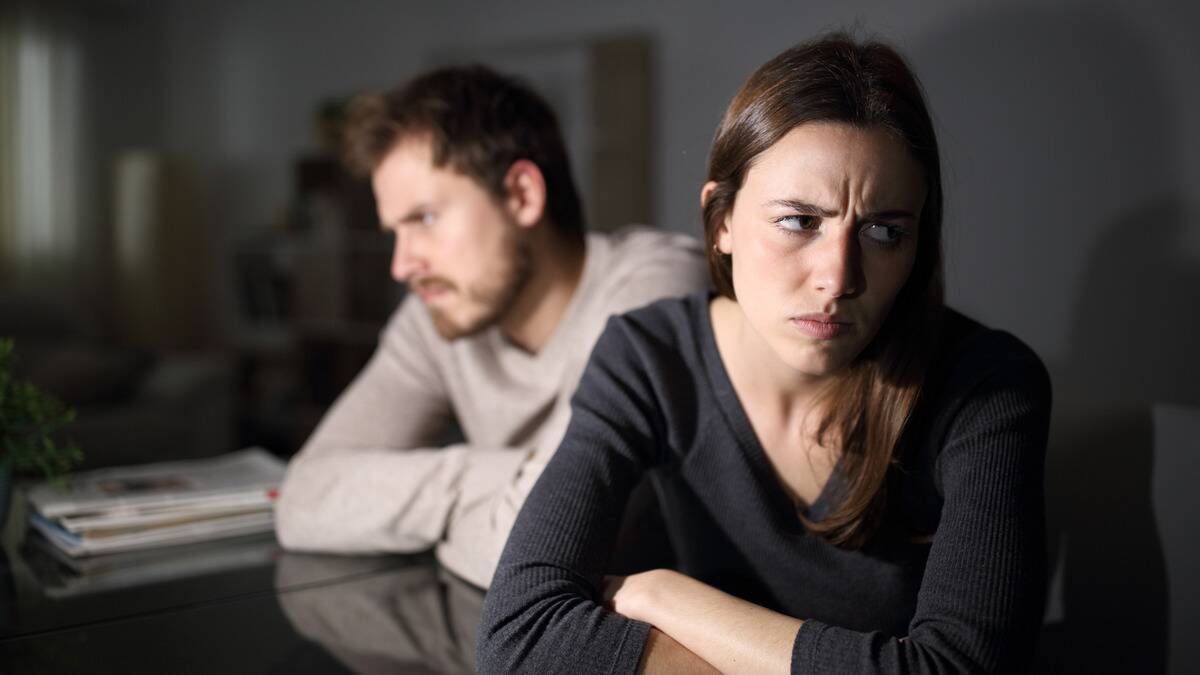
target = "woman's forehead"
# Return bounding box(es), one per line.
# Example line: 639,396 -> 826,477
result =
744,123 -> 927,211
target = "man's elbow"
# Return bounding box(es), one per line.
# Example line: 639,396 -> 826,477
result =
273,485 -> 315,550
273,463 -> 334,551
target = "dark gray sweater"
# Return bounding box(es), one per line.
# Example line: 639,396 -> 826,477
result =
477,293 -> 1051,674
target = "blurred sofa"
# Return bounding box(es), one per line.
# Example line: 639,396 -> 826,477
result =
0,293 -> 234,471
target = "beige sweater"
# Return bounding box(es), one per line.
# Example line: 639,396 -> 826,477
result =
275,227 -> 708,587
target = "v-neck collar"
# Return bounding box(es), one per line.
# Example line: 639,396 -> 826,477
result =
694,292 -> 844,527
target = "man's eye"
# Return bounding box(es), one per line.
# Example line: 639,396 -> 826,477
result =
775,215 -> 818,232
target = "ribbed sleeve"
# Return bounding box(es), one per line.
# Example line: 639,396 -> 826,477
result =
476,318 -> 660,674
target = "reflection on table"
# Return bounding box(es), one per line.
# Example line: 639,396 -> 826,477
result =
2,523 -> 480,674
276,553 -> 484,675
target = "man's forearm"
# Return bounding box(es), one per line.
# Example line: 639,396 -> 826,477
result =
434,447 -> 535,587
275,445 -> 524,555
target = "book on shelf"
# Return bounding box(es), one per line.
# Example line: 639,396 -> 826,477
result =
26,448 -> 285,557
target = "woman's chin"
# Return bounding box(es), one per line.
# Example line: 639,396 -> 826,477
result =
769,342 -> 855,381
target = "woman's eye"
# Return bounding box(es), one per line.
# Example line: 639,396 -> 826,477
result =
419,211 -> 437,226
775,215 -> 818,232
862,222 -> 904,245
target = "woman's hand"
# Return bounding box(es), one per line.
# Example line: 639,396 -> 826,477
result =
603,571 -> 723,674
603,569 -> 801,675
602,569 -> 671,624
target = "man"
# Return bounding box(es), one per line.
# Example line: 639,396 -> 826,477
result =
275,65 -> 708,588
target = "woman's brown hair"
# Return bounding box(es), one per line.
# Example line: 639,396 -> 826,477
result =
703,33 -> 945,548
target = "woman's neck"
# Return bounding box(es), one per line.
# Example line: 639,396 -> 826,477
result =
709,295 -> 831,427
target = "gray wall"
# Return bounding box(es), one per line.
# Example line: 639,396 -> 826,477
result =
74,0 -> 1200,671
145,0 -> 1200,354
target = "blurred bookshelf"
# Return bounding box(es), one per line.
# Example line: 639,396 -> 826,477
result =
230,151 -> 401,455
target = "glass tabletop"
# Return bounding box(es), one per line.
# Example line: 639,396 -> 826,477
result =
2,551 -> 485,674
1,528 -> 425,641
1,487 -> 487,674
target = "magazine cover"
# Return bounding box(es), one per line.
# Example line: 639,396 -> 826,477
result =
27,448 -> 284,518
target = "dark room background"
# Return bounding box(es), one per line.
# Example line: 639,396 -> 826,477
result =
1,1 -> 1197,672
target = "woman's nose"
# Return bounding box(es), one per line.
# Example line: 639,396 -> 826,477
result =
812,229 -> 862,298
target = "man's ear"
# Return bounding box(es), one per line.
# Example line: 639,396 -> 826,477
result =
503,159 -> 547,229
701,181 -> 733,254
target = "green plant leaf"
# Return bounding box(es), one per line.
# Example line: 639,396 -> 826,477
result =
0,337 -> 83,479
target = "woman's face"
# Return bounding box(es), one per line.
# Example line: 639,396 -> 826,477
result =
711,122 -> 927,380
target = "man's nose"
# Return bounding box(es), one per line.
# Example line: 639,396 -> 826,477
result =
812,228 -> 863,298
390,228 -> 425,282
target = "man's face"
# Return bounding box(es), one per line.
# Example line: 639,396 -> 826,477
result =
373,137 -> 531,340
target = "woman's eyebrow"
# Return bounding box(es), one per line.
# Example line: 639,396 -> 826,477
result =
763,198 -> 838,217
765,198 -> 916,222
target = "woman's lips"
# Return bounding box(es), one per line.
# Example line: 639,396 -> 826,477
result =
790,314 -> 853,339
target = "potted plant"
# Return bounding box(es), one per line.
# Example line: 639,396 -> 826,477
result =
0,337 -> 82,527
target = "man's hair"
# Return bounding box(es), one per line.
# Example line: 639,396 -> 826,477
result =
344,65 -> 584,244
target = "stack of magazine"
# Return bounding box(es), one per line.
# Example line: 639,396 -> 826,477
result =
23,530 -> 281,598
26,448 -> 285,557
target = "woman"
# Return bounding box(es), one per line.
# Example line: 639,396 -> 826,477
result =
477,33 -> 1051,674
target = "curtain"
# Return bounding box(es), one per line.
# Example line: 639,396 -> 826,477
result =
0,0 -> 82,289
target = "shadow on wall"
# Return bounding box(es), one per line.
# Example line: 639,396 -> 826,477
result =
1048,200 -> 1199,675
913,8 -> 1199,674
1045,202 -> 1198,675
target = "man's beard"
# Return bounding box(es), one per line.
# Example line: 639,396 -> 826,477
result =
426,233 -> 532,341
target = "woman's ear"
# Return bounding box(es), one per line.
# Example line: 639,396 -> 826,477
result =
700,181 -> 718,209
715,222 -> 733,255
503,159 -> 547,228
702,181 -> 733,255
